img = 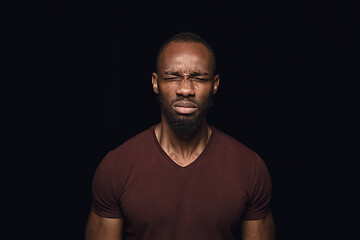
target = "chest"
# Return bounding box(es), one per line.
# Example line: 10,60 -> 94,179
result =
119,161 -> 249,234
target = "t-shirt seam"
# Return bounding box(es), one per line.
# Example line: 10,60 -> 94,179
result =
251,154 -> 260,200
108,151 -> 115,201
108,150 -> 123,217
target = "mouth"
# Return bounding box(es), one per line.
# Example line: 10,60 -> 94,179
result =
172,101 -> 198,115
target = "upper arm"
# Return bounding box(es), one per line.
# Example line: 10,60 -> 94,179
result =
240,211 -> 275,240
85,210 -> 124,240
243,155 -> 272,221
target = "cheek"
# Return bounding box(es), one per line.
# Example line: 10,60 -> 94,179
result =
197,84 -> 214,99
159,81 -> 190,98
192,82 -> 200,90
158,83 -> 177,102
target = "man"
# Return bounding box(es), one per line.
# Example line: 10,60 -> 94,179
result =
86,32 -> 275,240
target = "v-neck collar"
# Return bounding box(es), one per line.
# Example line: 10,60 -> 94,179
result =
151,125 -> 216,169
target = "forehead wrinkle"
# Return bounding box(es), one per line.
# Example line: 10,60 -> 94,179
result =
163,57 -> 211,74
157,42 -> 214,74
164,68 -> 209,76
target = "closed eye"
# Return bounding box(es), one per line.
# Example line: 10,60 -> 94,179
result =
164,77 -> 182,81
192,77 -> 210,82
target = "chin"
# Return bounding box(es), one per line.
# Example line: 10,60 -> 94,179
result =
165,111 -> 205,135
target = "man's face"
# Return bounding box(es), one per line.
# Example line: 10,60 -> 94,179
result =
152,42 -> 220,135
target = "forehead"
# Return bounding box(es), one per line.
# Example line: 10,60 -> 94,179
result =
158,42 -> 213,73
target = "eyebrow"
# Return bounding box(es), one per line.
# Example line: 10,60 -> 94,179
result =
164,71 -> 182,76
191,72 -> 209,77
164,71 -> 209,76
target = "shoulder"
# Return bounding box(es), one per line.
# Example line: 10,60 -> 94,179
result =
110,126 -> 155,156
94,126 -> 156,188
210,127 -> 269,180
99,126 -> 155,170
212,126 -> 260,162
211,127 -> 271,196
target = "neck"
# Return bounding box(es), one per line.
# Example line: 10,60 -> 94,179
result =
155,117 -> 211,165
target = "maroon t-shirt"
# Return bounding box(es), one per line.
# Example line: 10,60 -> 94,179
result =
91,125 -> 272,239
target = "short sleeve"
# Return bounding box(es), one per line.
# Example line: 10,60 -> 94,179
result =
91,151 -> 124,218
242,154 -> 272,220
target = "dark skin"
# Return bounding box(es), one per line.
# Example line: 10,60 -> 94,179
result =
152,41 -> 219,167
85,41 -> 275,240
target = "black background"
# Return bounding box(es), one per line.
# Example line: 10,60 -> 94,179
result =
1,0 -> 357,239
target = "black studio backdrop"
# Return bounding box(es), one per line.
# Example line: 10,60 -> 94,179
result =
1,0 -> 313,239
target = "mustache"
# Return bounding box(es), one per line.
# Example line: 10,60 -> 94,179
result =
170,98 -> 200,107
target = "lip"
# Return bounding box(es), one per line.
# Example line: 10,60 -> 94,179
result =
172,101 -> 198,114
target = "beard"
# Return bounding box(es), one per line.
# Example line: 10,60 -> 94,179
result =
157,90 -> 213,135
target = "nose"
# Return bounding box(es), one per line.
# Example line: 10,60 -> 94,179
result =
176,78 -> 195,97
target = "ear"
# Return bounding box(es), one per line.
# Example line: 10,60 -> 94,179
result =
152,72 -> 159,94
212,74 -> 220,95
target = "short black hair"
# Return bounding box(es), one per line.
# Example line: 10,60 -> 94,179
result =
156,32 -> 217,74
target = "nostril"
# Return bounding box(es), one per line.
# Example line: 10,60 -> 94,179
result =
177,87 -> 195,97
